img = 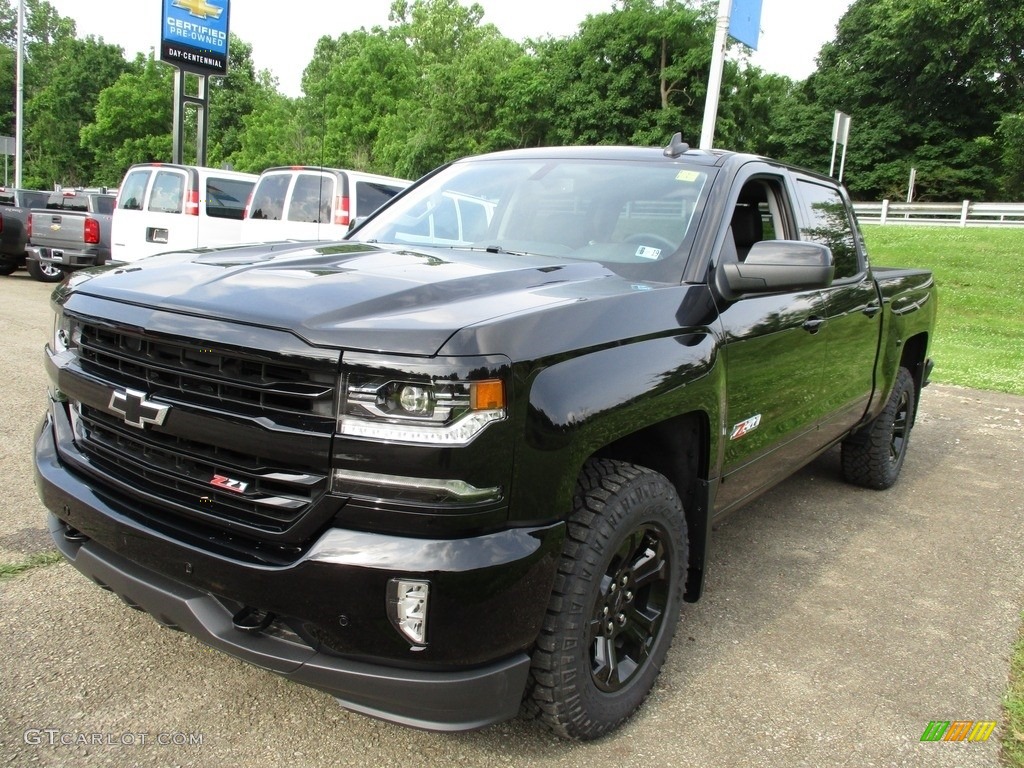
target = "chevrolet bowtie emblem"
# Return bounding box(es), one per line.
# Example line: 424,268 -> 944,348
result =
172,0 -> 224,20
109,388 -> 170,429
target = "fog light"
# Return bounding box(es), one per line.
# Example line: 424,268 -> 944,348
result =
387,579 -> 430,646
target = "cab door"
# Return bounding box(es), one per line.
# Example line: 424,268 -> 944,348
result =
713,171 -> 830,513
795,178 -> 882,442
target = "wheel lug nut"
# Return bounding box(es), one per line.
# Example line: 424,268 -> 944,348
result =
616,613 -> 627,626
621,575 -> 629,586
610,583 -> 617,593
625,591 -> 633,602
606,621 -> 615,634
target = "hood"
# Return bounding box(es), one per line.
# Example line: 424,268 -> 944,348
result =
68,241 -> 622,355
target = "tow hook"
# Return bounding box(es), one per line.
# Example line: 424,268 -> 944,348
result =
232,606 -> 275,633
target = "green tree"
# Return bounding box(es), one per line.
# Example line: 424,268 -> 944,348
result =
227,90 -> 306,172
22,35 -> 128,187
207,35 -> 279,167
789,0 -> 1024,200
80,55 -> 174,186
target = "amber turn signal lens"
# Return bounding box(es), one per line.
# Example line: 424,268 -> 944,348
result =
471,380 -> 504,411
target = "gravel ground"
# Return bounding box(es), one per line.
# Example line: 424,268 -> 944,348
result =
1,270 -> 1022,767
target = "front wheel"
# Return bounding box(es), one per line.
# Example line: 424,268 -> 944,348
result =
841,366 -> 916,489
528,459 -> 688,740
27,258 -> 65,283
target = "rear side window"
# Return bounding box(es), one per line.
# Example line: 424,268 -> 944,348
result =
149,171 -> 185,214
288,174 -> 333,223
798,180 -> 860,279
205,177 -> 254,220
96,196 -> 115,215
248,174 -> 290,221
356,181 -> 403,217
118,170 -> 151,211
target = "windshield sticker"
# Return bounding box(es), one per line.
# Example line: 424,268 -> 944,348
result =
634,246 -> 662,260
675,170 -> 701,182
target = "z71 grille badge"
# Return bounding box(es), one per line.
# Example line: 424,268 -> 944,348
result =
108,388 -> 170,429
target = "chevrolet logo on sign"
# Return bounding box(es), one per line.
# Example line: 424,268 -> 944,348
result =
172,0 -> 223,20
109,388 -> 171,429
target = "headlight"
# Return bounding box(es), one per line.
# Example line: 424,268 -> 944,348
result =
51,310 -> 78,355
338,353 -> 508,446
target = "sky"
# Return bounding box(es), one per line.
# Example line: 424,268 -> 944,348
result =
41,0 -> 854,98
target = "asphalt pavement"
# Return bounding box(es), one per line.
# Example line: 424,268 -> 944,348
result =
1,270 -> 1021,767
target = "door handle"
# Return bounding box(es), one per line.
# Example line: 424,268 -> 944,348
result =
862,303 -> 882,318
802,316 -> 826,334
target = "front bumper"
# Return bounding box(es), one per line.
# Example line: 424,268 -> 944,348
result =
35,405 -> 563,731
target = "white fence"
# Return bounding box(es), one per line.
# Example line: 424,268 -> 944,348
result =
852,200 -> 1024,227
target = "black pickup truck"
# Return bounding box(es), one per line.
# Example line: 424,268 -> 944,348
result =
35,139 -> 936,740
0,187 -> 51,278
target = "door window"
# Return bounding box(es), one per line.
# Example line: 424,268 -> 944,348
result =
797,181 -> 860,279
148,171 -> 185,214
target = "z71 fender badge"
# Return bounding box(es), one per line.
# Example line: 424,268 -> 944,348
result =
730,414 -> 762,441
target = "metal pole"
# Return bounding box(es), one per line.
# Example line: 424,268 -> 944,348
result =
838,142 -> 848,183
699,0 -> 732,150
15,0 -> 25,188
172,69 -> 185,164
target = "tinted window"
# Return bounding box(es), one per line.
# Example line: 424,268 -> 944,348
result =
287,174 -> 333,223
45,194 -> 87,212
205,177 -> 254,220
248,174 -> 290,221
118,170 -> 151,211
355,181 -> 403,217
798,180 -> 860,279
23,191 -> 50,208
149,171 -> 185,214
96,196 -> 115,215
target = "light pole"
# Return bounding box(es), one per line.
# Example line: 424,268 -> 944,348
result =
15,0 -> 25,188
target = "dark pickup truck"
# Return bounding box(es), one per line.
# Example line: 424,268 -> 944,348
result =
27,189 -> 116,282
35,139 -> 936,740
0,187 -> 51,277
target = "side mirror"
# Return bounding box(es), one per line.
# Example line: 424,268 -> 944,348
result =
720,240 -> 834,297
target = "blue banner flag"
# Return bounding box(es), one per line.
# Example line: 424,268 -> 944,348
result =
729,0 -> 763,50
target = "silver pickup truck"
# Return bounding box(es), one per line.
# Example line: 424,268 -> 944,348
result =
28,190 -> 116,282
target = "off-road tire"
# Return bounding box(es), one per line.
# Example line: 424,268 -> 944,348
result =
527,458 -> 688,740
841,366 -> 916,490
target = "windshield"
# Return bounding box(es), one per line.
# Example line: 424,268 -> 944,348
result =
351,157 -> 711,279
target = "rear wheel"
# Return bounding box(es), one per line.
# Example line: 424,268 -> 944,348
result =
841,366 -> 916,489
528,459 -> 688,740
27,258 -> 64,283
0,259 -> 18,276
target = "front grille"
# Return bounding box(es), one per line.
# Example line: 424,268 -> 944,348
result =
77,321 -> 336,421
61,316 -> 341,543
76,404 -> 327,533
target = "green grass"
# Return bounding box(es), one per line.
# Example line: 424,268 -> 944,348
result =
0,551 -> 63,580
862,226 -> 1024,395
1007,617 -> 1024,767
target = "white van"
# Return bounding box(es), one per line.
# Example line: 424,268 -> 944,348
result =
112,164 -> 258,263
240,167 -> 410,243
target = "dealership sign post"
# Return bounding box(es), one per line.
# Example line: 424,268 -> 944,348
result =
160,0 -> 231,165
